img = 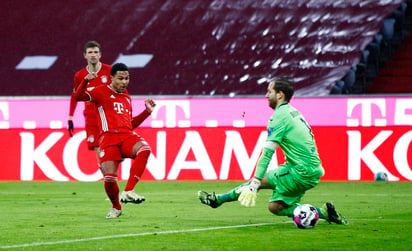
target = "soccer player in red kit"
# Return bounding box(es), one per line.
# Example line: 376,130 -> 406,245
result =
74,63 -> 156,218
68,41 -> 111,163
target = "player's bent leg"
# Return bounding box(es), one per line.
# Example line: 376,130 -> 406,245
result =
124,144 -> 151,191
120,137 -> 150,203
268,201 -> 294,216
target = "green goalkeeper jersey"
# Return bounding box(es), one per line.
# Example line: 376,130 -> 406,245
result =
266,102 -> 322,177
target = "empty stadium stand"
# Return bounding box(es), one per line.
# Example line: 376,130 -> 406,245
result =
367,35 -> 412,93
0,0 -> 407,97
366,2 -> 412,94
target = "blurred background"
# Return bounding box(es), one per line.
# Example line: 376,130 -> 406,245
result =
1,0 -> 411,97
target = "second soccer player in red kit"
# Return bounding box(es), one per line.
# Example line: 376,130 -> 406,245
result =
68,41 -> 112,163
74,62 -> 156,219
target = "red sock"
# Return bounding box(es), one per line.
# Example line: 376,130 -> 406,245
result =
104,173 -> 121,210
124,145 -> 151,191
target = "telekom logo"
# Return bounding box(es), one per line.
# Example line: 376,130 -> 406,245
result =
346,99 -> 386,127
150,100 -> 191,128
113,102 -> 124,114
347,98 -> 412,127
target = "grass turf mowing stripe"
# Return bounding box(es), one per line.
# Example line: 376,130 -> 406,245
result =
0,222 -> 286,249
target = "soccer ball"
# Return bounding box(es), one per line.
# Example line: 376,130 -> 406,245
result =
375,172 -> 388,181
293,204 -> 319,229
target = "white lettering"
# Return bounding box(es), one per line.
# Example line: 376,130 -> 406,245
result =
20,132 -> 69,181
63,131 -> 102,181
220,131 -> 267,180
167,131 -> 216,180
347,131 -> 399,181
145,131 -> 167,180
393,130 -> 412,180
120,158 -> 132,180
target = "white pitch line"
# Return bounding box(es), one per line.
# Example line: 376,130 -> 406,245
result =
0,222 -> 286,249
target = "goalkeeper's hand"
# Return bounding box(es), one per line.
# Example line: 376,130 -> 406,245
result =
68,120 -> 74,137
237,178 -> 261,207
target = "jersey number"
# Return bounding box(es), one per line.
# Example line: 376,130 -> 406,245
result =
300,118 -> 314,139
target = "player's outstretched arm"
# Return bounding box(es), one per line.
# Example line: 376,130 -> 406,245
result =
131,99 -> 156,129
238,141 -> 277,207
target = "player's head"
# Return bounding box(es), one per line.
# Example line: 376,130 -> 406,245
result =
84,41 -> 102,53
111,63 -> 129,76
266,78 -> 294,109
83,41 -> 102,65
110,63 -> 130,93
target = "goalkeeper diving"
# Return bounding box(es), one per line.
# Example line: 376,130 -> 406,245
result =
198,78 -> 347,225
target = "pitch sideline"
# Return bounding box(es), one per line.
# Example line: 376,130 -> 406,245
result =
0,222 -> 287,249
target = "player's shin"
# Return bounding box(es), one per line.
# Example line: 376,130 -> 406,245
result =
125,145 -> 151,191
217,182 -> 250,203
316,206 -> 328,220
276,204 -> 299,217
104,174 -> 121,210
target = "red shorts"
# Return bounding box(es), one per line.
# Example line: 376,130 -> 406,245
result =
84,111 -> 100,150
98,132 -> 146,163
85,120 -> 100,150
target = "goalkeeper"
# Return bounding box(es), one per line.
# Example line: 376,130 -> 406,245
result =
198,78 -> 347,225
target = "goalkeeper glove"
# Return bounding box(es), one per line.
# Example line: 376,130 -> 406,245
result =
237,178 -> 261,207
68,120 -> 74,137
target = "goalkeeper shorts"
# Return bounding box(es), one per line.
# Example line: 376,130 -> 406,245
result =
266,162 -> 321,205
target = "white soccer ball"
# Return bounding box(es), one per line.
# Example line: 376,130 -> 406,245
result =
293,204 -> 319,229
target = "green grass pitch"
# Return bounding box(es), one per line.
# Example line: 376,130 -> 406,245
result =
0,181 -> 411,250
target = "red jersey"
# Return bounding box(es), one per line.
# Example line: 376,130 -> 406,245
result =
86,85 -> 133,134
69,63 -> 112,118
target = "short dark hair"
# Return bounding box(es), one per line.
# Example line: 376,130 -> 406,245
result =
111,63 -> 129,76
84,41 -> 101,53
271,78 -> 295,102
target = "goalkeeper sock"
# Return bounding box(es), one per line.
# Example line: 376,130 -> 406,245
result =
217,182 -> 249,203
104,174 -> 121,210
316,206 -> 328,220
124,145 -> 151,191
277,204 -> 299,217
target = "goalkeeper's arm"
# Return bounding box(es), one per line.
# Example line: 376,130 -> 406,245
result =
238,141 -> 278,207
254,141 -> 278,179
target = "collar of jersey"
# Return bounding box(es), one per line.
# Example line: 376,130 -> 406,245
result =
276,102 -> 289,110
107,84 -> 124,94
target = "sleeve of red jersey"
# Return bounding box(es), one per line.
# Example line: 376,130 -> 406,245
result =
73,78 -> 91,102
131,109 -> 151,129
69,74 -> 81,116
